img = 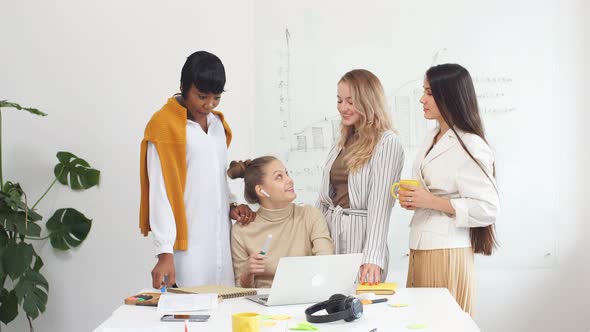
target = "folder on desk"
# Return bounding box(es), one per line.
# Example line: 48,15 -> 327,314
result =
356,282 -> 397,295
169,285 -> 257,299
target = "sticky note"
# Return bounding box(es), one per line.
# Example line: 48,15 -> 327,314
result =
262,321 -> 277,327
389,303 -> 409,307
406,323 -> 427,329
261,314 -> 292,321
289,322 -> 319,330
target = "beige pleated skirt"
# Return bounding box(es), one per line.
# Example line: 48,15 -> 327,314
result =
406,247 -> 475,316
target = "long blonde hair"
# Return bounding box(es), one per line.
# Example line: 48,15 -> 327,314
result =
338,69 -> 393,172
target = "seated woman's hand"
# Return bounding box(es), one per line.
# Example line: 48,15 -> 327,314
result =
240,254 -> 267,287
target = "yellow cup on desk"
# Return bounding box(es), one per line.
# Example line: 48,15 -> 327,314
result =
390,179 -> 421,199
232,312 -> 260,332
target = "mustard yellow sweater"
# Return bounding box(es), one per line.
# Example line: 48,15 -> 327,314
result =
139,96 -> 232,251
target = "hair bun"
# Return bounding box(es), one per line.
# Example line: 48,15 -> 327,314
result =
227,159 -> 252,179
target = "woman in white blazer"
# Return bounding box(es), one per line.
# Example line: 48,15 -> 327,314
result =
398,64 -> 499,315
317,69 -> 404,285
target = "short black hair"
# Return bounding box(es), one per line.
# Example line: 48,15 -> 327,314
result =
180,51 -> 226,97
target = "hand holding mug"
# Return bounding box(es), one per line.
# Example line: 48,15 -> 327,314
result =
397,182 -> 436,210
391,180 -> 421,199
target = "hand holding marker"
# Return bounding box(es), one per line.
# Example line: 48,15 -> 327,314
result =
260,234 -> 272,255
161,275 -> 168,293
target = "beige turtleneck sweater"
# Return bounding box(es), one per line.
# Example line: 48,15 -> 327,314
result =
231,203 -> 335,288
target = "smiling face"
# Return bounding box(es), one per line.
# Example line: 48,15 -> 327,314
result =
182,84 -> 222,118
337,82 -> 361,127
419,79 -> 442,122
256,159 -> 296,208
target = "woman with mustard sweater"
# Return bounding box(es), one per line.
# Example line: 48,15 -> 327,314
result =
139,51 -> 255,288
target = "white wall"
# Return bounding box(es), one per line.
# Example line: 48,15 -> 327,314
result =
471,1 -> 589,331
0,1 -> 588,331
0,1 -> 255,331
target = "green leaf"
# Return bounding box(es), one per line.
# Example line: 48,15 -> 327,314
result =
46,208 -> 92,250
0,100 -> 47,116
0,245 -> 5,281
0,227 -> 8,246
0,188 -> 43,221
3,242 -> 34,280
32,253 -> 44,272
0,289 -> 18,324
0,209 -> 42,237
53,152 -> 100,190
14,270 -> 49,320
2,182 -> 24,209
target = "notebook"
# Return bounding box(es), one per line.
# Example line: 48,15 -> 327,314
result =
168,285 -> 257,299
356,282 -> 397,295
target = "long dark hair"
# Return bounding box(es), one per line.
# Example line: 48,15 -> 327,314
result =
426,63 -> 498,255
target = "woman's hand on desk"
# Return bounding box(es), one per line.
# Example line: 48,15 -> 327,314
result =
152,253 -> 176,289
240,254 -> 267,287
230,204 -> 256,225
359,263 -> 382,285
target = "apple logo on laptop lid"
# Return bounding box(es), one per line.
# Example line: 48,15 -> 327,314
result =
311,274 -> 325,287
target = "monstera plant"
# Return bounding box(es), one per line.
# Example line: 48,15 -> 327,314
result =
0,100 -> 100,331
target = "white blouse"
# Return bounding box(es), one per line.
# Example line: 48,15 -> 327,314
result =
147,112 -> 236,286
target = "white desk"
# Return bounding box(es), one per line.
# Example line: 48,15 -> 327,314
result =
93,288 -> 479,332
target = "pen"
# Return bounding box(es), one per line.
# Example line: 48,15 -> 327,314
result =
160,275 -> 168,293
361,298 -> 388,305
259,234 -> 272,255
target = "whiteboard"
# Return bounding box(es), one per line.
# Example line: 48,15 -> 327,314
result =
253,0 -> 559,271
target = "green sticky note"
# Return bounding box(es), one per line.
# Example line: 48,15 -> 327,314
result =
289,322 -> 319,330
389,303 -> 409,307
261,315 -> 274,320
406,323 -> 427,329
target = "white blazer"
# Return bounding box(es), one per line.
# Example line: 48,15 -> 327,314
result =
409,127 -> 500,250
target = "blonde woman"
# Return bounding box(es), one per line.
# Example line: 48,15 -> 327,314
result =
317,69 -> 404,285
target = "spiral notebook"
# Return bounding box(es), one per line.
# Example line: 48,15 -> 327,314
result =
168,285 -> 257,299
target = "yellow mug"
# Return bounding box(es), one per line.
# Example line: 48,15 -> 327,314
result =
390,179 -> 420,199
232,312 -> 260,332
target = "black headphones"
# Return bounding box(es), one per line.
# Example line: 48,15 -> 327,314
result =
305,294 -> 363,323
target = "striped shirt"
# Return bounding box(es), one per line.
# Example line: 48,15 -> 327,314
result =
316,130 -> 405,278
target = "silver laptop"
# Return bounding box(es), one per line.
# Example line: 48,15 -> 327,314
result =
246,253 -> 362,306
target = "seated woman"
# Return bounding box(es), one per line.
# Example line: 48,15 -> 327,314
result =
228,156 -> 335,288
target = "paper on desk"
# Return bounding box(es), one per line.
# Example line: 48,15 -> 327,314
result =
157,293 -> 218,312
103,328 -> 170,332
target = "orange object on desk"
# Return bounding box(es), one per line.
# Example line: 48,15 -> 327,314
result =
356,282 -> 397,295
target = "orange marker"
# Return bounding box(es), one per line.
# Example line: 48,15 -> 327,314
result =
361,298 -> 388,305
